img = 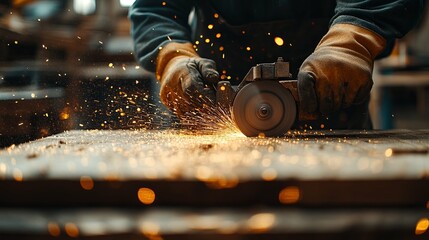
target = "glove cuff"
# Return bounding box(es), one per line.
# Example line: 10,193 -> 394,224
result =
156,42 -> 199,81
316,23 -> 386,61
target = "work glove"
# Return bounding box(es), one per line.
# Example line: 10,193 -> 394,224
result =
156,42 -> 219,117
298,23 -> 386,115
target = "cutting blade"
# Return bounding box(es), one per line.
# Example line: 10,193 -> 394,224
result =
232,81 -> 296,137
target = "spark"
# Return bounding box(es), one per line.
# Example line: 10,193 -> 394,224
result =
80,176 -> 94,190
65,223 -> 79,237
274,37 -> 284,46
47,222 -> 61,237
137,187 -> 156,205
279,186 -> 300,204
385,148 -> 393,157
416,218 -> 429,235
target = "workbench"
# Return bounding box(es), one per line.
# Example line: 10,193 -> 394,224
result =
0,129 -> 428,239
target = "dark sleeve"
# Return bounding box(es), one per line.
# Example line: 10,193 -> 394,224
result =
129,0 -> 194,72
332,0 -> 425,57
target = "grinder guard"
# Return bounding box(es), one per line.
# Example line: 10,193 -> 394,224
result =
216,58 -> 316,137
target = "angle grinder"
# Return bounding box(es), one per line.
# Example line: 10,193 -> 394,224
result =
216,57 -> 317,137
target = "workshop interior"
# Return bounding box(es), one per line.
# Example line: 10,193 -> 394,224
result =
0,0 -> 428,146
1,0 -> 429,239
0,0 -> 160,148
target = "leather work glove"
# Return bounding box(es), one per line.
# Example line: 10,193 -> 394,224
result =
298,23 -> 386,115
156,42 -> 219,117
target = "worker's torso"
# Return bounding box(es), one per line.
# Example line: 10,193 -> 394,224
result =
193,0 -> 336,81
208,0 -> 336,25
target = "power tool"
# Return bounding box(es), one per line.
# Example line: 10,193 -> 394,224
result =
216,57 -> 316,137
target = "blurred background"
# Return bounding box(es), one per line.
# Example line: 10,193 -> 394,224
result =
0,0 -> 428,147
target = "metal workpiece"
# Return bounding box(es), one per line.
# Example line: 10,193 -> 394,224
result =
1,129 -> 429,207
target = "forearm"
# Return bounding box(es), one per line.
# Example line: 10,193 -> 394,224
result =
129,0 -> 194,72
332,0 -> 425,57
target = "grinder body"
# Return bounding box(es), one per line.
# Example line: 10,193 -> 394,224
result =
216,58 -> 316,137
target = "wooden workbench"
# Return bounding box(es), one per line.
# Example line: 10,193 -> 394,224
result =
0,129 -> 428,239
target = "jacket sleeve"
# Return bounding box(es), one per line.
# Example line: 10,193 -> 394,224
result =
129,0 -> 194,72
332,0 -> 425,57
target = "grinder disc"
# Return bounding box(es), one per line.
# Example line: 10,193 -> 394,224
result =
232,81 -> 296,137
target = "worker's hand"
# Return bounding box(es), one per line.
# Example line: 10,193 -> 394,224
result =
298,23 -> 386,115
156,42 -> 219,117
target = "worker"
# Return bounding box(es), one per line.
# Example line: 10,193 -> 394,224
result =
129,0 -> 424,130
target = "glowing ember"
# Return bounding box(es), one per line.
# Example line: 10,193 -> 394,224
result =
140,221 -> 160,237
279,186 -> 300,204
415,218 -> 429,235
384,148 -> 393,157
274,37 -> 284,46
65,223 -> 79,237
246,213 -> 275,232
261,168 -> 277,181
13,169 -> 23,181
47,222 -> 61,237
80,176 -> 94,190
138,187 -> 156,205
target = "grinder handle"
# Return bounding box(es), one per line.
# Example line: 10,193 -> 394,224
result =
279,80 -> 319,121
